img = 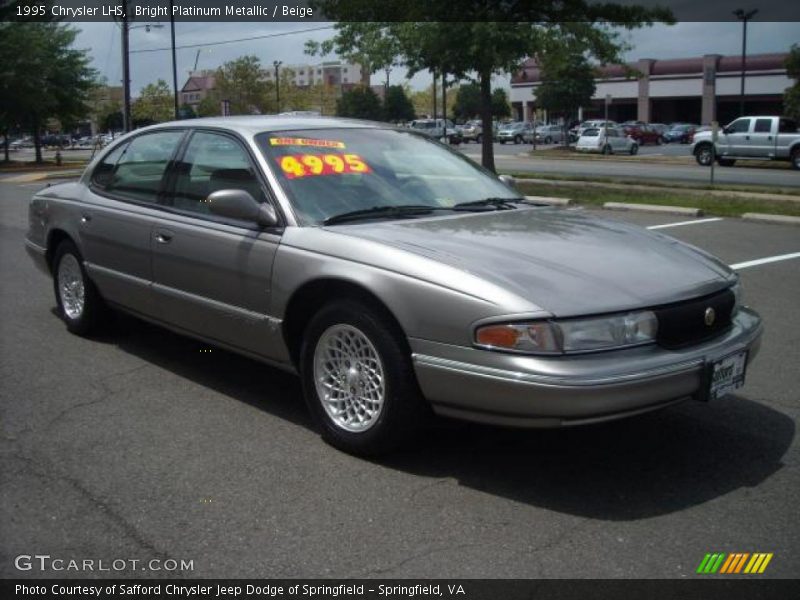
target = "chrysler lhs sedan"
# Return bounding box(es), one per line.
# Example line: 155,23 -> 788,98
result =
25,117 -> 763,455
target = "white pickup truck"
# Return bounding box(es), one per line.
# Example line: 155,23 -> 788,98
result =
692,116 -> 800,170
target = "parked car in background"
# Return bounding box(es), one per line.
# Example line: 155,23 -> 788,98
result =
576,126 -> 638,155
624,124 -> 663,145
25,116 -> 761,455
409,118 -> 462,144
663,124 -> 696,144
569,120 -> 617,143
460,120 -> 483,143
650,123 -> 668,138
534,125 -> 566,144
692,116 -> 800,169
497,121 -> 533,144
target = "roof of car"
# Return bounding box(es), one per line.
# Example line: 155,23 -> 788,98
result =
141,115 -> 384,135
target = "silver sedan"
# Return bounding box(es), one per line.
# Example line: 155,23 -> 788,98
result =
25,116 -> 762,455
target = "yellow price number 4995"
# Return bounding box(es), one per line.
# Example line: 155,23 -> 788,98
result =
278,153 -> 371,179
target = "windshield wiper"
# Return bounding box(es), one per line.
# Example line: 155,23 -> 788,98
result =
323,204 -> 451,225
452,197 -> 524,210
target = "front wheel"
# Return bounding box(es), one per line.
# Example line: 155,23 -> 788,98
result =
544,136 -> 552,144
629,144 -> 639,155
792,148 -> 800,171
300,300 -> 426,456
695,144 -> 713,166
53,240 -> 107,335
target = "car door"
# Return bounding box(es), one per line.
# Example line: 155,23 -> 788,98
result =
151,129 -> 285,361
722,118 -> 752,156
750,118 -> 775,157
81,130 -> 186,316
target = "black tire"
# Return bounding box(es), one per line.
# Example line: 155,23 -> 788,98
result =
602,144 -> 612,155
52,240 -> 107,335
791,148 -> 800,171
544,136 -> 552,144
475,134 -> 482,144
629,143 -> 639,155
717,158 -> 736,167
514,135 -> 522,144
695,144 -> 713,167
499,140 -> 506,145
299,300 -> 427,456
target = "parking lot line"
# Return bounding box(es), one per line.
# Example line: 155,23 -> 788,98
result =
647,218 -> 724,230
729,252 -> 800,270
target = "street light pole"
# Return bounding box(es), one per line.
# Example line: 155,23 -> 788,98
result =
169,0 -> 179,119
733,8 -> 758,117
273,60 -> 282,113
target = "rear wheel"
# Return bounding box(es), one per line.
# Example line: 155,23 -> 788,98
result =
791,148 -> 800,170
475,134 -> 482,144
300,300 -> 426,456
629,143 -> 639,155
694,144 -> 713,166
602,144 -> 612,155
53,240 -> 107,335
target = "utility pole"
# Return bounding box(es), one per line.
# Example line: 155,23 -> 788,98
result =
273,61 -> 282,113
169,0 -> 178,119
733,8 -> 758,117
120,0 -> 131,132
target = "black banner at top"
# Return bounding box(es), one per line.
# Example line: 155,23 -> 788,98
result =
2,0 -> 800,22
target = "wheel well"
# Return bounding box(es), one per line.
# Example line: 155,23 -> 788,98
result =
282,279 -> 408,367
694,142 -> 712,154
45,229 -> 73,271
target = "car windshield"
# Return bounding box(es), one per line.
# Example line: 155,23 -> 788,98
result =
257,128 -> 522,225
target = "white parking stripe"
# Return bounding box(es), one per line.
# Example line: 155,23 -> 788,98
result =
647,218 -> 723,230
730,252 -> 800,271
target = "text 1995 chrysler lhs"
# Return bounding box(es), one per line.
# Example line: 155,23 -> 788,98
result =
25,117 -> 763,455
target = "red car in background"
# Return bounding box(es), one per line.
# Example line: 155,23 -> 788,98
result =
623,124 -> 663,145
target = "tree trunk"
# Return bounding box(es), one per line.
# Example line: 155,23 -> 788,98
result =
33,119 -> 43,164
479,68 -> 495,173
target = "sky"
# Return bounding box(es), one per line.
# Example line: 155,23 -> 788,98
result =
73,21 -> 800,96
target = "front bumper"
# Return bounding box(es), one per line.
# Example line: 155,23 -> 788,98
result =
411,308 -> 763,428
25,238 -> 50,275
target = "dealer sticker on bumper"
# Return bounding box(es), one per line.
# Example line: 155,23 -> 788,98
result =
707,350 -> 748,401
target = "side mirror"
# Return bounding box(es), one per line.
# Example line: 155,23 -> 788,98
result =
498,174 -> 517,189
207,189 -> 278,227
722,127 -> 731,135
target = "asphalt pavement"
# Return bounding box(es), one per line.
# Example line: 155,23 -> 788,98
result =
1,180 -> 798,579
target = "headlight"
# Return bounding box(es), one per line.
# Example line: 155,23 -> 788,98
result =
475,310 -> 658,355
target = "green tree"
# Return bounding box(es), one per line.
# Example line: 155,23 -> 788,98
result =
215,55 -> 268,115
196,93 -> 221,117
491,88 -> 511,119
534,53 -> 597,144
336,87 -> 384,120
309,2 -> 671,172
784,44 -> 800,121
178,104 -> 197,119
453,83 -> 481,120
0,22 -> 96,162
132,80 -> 174,126
383,85 -> 415,122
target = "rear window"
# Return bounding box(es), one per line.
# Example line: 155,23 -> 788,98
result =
582,129 -> 600,137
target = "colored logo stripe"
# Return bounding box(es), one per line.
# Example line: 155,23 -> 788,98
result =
698,552 -> 773,574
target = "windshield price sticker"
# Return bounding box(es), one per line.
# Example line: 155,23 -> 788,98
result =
269,137 -> 346,149
277,153 -> 372,179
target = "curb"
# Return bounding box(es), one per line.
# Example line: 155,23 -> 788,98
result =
742,213 -> 800,226
525,195 -> 572,206
603,202 -> 703,216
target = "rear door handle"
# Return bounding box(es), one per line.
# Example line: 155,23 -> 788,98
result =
155,231 -> 173,244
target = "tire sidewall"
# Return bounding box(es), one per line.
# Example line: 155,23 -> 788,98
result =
299,300 -> 422,455
53,240 -> 100,335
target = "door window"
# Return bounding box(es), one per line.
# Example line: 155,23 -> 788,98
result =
105,131 -> 184,203
91,142 -> 129,190
171,131 -> 264,215
727,119 -> 751,134
754,119 -> 772,133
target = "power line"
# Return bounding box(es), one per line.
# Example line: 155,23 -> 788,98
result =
129,25 -> 334,54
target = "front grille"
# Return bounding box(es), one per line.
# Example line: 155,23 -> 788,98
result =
654,288 -> 735,348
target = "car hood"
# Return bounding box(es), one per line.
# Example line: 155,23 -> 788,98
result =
332,208 -> 733,317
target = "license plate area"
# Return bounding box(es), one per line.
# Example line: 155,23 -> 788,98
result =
703,350 -> 748,401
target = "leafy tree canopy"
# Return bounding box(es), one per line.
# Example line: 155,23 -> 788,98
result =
336,87 -> 383,120
383,85 -> 415,122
